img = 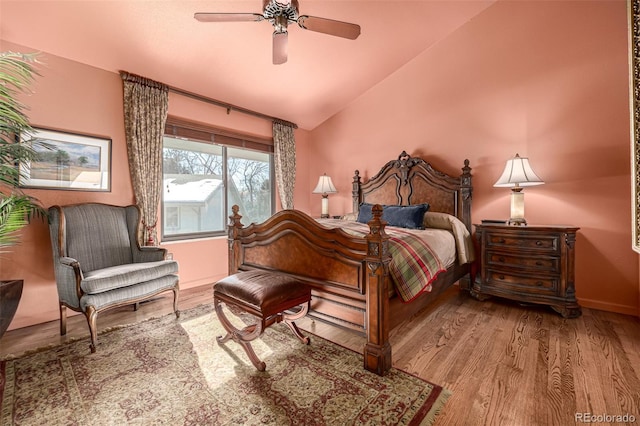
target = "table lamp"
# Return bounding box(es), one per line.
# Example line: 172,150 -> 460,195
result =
494,153 -> 544,225
312,173 -> 337,218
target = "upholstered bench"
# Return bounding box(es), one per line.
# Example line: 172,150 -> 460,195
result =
213,269 -> 311,371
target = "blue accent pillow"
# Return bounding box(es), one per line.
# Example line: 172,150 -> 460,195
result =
356,203 -> 430,229
383,204 -> 429,229
356,203 -> 374,224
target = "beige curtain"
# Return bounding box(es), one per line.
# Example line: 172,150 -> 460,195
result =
121,72 -> 169,246
273,120 -> 296,210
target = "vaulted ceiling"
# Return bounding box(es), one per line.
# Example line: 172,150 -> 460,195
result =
0,1 -> 495,130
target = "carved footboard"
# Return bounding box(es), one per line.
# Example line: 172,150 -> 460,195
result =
227,152 -> 473,376
228,204 -> 394,375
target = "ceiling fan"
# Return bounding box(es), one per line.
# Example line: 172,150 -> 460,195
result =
194,0 -> 361,65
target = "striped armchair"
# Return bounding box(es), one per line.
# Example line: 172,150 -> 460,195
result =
48,203 -> 180,352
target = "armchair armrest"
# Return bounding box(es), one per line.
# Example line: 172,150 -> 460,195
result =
134,246 -> 168,263
55,256 -> 84,303
60,256 -> 80,267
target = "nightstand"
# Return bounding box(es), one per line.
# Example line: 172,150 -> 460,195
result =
473,224 -> 581,318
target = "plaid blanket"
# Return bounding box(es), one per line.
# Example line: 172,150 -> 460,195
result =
316,219 -> 445,302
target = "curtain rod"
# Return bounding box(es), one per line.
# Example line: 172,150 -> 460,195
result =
120,71 -> 297,129
168,85 -> 298,129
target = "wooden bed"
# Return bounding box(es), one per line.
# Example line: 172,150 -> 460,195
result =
227,151 -> 473,375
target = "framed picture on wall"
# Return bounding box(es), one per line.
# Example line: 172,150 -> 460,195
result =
19,128 -> 112,191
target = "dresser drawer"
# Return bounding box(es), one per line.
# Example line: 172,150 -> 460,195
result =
473,224 -> 581,318
485,252 -> 560,273
485,270 -> 558,296
485,232 -> 559,254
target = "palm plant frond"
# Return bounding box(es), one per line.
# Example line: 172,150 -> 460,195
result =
0,195 -> 31,251
0,51 -> 46,252
0,52 -> 39,140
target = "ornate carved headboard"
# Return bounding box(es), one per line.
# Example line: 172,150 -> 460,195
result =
351,151 -> 473,232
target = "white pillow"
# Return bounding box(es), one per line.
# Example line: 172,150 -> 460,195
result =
341,212 -> 357,221
423,212 -> 475,264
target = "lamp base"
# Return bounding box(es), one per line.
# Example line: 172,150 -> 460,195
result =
320,195 -> 330,218
508,188 -> 526,226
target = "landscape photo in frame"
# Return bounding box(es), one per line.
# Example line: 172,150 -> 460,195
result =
19,128 -> 111,191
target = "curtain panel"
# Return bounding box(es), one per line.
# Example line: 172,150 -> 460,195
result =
273,120 -> 296,210
121,72 -> 169,246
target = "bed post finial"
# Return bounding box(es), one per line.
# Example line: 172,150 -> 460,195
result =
364,204 -> 392,375
460,159 -> 472,233
352,170 -> 361,214
228,205 -> 244,274
229,205 -> 243,232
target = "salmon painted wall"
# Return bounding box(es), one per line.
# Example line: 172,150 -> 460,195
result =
0,40 -> 312,330
308,1 -> 639,315
2,0 -> 637,332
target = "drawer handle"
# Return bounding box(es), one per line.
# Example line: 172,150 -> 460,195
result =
499,238 -> 506,243
536,281 -> 544,286
498,257 -> 505,263
499,275 -> 505,280
535,261 -> 542,266
536,241 -> 543,246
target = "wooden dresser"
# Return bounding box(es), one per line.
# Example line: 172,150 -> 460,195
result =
473,224 -> 581,318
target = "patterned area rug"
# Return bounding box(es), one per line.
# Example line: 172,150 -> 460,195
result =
0,304 -> 450,425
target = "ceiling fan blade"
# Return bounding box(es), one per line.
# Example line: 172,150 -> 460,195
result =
273,32 -> 288,65
194,13 -> 264,22
297,15 -> 360,40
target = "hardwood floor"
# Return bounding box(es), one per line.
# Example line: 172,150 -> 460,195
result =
2,285 -> 639,425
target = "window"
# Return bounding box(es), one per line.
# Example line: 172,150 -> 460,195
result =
165,206 -> 180,231
227,147 -> 273,226
162,119 -> 274,241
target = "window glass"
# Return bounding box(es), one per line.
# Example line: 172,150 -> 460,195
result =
163,137 -> 225,238
165,206 -> 180,231
227,147 -> 272,226
162,137 -> 273,240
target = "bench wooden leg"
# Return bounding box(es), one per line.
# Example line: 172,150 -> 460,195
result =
283,304 -> 310,345
214,297 -> 266,371
213,297 -> 310,371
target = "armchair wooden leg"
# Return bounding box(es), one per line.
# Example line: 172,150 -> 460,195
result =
173,286 -> 180,318
59,303 -> 67,336
85,306 -> 98,353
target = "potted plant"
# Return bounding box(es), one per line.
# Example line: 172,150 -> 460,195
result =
0,51 -> 46,338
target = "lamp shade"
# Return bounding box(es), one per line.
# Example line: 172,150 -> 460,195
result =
312,174 -> 337,194
494,153 -> 544,187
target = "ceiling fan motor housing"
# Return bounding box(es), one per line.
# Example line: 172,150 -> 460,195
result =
263,0 -> 300,33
